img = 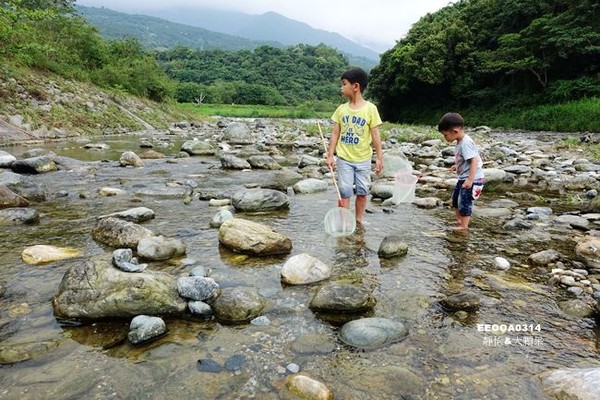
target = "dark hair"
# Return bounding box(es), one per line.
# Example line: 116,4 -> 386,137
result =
437,112 -> 464,132
341,68 -> 368,93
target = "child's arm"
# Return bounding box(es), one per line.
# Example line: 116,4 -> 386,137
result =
371,126 -> 383,174
326,123 -> 341,170
462,157 -> 478,188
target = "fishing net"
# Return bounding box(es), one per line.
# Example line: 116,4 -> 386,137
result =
392,172 -> 417,203
324,206 -> 356,237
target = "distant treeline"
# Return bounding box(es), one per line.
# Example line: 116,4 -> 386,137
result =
156,44 -> 349,107
369,0 -> 600,125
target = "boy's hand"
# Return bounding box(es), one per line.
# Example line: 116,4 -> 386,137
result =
375,158 -> 383,175
326,155 -> 335,170
450,164 -> 457,172
462,179 -> 473,189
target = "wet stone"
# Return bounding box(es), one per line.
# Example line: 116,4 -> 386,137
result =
339,317 -> 409,350
197,358 -> 223,373
290,333 -> 335,355
224,354 -> 246,372
440,292 -> 481,312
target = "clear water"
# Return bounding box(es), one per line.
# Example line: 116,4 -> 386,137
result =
0,135 -> 599,399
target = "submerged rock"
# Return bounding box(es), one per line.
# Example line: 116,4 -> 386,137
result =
440,292 -> 481,312
309,282 -> 376,313
21,245 -> 82,265
539,367 -> 600,400
212,287 -> 266,324
0,207 -> 39,225
286,374 -> 333,400
339,317 -> 409,349
377,235 -> 409,258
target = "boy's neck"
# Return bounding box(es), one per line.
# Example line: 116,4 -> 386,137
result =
347,92 -> 366,108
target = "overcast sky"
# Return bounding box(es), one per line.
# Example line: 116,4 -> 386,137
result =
76,0 -> 451,51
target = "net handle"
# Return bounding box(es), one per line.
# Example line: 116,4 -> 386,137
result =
317,122 -> 343,206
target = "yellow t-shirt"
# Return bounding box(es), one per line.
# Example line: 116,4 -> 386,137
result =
331,101 -> 382,162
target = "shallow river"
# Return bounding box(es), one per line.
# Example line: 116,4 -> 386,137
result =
0,133 -> 599,399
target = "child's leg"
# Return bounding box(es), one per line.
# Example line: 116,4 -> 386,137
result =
456,214 -> 470,229
353,160 -> 372,224
456,182 -> 474,229
355,195 -> 367,224
335,158 -> 354,209
451,182 -> 461,226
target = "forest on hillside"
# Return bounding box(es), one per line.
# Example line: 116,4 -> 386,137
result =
369,0 -> 600,123
1,0 -> 598,131
156,45 -> 350,106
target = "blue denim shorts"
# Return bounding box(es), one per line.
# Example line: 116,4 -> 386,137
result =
452,179 -> 484,216
336,157 -> 371,198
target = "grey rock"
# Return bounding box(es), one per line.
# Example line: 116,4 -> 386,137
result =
0,207 -> 39,224
440,292 -> 480,311
177,276 -> 219,301
128,315 -> 167,345
213,287 -> 266,324
309,282 -> 376,313
378,235 -> 409,258
53,258 -> 186,320
340,317 -> 408,349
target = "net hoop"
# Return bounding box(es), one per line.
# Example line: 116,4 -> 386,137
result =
324,207 -> 356,237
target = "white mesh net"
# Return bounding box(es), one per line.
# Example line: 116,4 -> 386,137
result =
323,207 -> 356,237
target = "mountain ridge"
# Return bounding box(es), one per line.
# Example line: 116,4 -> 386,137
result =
76,5 -> 379,69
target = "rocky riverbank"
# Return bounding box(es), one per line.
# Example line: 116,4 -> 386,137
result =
0,118 -> 599,399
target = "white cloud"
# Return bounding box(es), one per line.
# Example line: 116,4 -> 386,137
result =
76,0 -> 451,50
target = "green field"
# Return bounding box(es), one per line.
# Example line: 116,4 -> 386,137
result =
177,103 -> 332,119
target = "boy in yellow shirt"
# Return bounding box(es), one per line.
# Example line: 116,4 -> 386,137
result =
326,68 -> 383,225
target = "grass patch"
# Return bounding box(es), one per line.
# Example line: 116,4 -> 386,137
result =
463,97 -> 600,133
176,103 -> 331,119
554,136 -> 600,161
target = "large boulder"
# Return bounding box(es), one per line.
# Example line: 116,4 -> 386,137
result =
222,122 -> 256,144
231,188 -> 289,212
0,171 -> 46,201
11,154 -> 57,174
220,154 -> 251,170
309,283 -> 377,313
281,253 -> 331,285
339,317 -> 409,350
0,185 -> 29,209
539,367 -> 600,400
218,218 -> 292,256
0,207 -> 39,224
92,217 -> 154,249
0,150 -> 16,168
52,258 -> 187,320
137,236 -> 186,261
212,287 -> 266,324
181,139 -> 215,156
261,169 -> 303,191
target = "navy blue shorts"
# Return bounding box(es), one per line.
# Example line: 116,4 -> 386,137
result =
452,179 -> 484,216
